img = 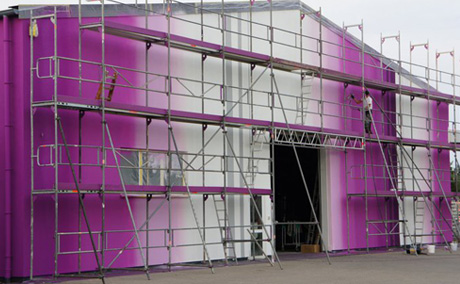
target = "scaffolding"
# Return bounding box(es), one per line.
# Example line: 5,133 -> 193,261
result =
27,0 -> 460,282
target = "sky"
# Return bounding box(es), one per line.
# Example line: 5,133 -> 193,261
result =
306,0 -> 460,79
1,0 -> 460,85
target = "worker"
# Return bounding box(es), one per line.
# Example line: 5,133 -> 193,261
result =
350,90 -> 373,134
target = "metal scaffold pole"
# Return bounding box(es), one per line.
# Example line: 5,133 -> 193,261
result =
436,50 -> 457,239
200,0 -> 207,264
249,0 -> 257,261
78,0 -> 83,271
29,9 -> 34,280
269,0 -> 275,264
344,21 -> 369,251
221,0 -> 229,264
166,0 -> 173,271
272,76 -> 331,265
100,0 -> 107,273
380,31 -> 402,248
144,0 -> 151,267
57,119 -> 106,283
52,6 -> 59,277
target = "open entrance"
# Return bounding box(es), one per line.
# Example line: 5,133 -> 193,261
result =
274,145 -> 321,252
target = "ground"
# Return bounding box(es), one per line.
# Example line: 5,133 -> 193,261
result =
35,249 -> 460,284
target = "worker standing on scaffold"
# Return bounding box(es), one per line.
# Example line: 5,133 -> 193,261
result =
350,90 -> 373,134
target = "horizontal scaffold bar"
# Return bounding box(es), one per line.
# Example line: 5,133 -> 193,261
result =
348,190 -> 459,198
33,183 -> 272,195
81,21 -> 457,104
32,95 -> 460,150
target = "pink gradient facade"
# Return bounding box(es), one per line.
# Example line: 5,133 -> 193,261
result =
0,4 -> 453,280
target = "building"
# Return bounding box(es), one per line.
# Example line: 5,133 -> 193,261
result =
0,0 -> 458,282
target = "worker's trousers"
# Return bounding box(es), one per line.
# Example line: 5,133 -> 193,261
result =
365,110 -> 372,134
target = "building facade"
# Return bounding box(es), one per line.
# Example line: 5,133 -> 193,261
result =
0,1 -> 457,281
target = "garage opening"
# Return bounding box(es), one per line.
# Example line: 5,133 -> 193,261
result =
274,145 -> 321,252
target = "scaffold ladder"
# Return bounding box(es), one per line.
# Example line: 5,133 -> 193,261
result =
96,70 -> 118,102
246,129 -> 269,187
414,199 -> 425,244
305,174 -> 320,245
452,200 -> 460,238
212,195 -> 238,264
296,72 -> 315,125
386,148 -> 403,190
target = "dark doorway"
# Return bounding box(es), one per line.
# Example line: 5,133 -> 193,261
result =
274,145 -> 321,252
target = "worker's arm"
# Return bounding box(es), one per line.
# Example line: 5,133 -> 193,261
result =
350,94 -> 362,104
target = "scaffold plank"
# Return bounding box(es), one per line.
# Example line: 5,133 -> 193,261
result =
82,21 -> 457,104
348,190 -> 458,198
33,183 -> 272,195
31,95 -> 459,150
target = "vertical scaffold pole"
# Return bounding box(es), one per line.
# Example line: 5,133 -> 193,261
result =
300,9 -> 303,125
452,49 -> 457,233
361,20 -> 368,253
77,0 -> 83,274
221,0 -> 230,263
381,31 -> 403,248
200,0 -> 206,263
100,0 -> 107,271
319,9 -> 323,131
29,9 -> 35,280
51,7 -> 60,277
269,0 -> 275,264
435,49 -> 456,239
144,0 -> 150,267
345,149 -> 350,252
344,20 -> 366,251
166,0 -> 173,271
410,41 -> 430,242
398,32 -> 407,250
249,0 -> 257,261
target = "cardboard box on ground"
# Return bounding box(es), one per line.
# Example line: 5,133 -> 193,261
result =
301,244 -> 320,253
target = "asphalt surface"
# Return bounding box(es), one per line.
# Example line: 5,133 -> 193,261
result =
49,248 -> 460,284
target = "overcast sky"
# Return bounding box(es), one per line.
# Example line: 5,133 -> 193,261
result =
2,0 -> 459,79
307,0 -> 460,73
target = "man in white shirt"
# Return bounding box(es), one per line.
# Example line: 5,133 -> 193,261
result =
350,90 -> 373,134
